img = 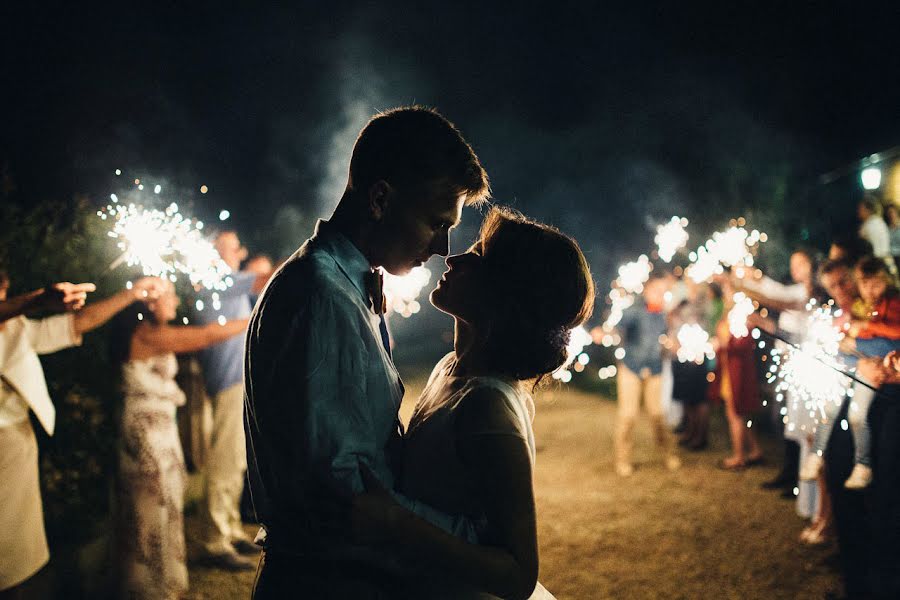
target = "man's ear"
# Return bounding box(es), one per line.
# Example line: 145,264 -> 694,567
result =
368,180 -> 392,222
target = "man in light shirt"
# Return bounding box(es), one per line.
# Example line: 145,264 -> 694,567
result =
0,270 -> 164,597
859,197 -> 892,261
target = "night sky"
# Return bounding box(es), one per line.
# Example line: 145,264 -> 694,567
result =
3,2 -> 900,359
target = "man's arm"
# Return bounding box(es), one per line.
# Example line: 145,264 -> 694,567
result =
280,291 -> 476,539
1,282 -> 97,323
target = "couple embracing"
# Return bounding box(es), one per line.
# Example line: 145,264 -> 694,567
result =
245,107 -> 593,599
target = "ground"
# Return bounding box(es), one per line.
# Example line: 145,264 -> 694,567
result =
185,380 -> 841,599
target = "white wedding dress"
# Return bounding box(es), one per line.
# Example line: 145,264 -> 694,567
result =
400,352 -> 555,600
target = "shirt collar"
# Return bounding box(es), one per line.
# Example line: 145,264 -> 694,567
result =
311,219 -> 373,301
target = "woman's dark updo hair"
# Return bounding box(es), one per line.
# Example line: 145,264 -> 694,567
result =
476,206 -> 594,383
108,299 -> 156,365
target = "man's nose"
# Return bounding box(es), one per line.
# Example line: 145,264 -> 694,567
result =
429,230 -> 451,258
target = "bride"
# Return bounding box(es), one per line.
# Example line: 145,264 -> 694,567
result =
353,206 -> 594,599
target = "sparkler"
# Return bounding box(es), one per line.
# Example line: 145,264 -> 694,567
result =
101,201 -> 234,292
654,217 -> 689,263
675,323 -> 714,364
552,326 -> 593,383
766,306 -> 852,422
383,266 -> 431,318
728,292 -> 755,338
685,222 -> 767,284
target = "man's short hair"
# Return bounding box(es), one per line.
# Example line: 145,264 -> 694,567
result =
348,106 -> 490,205
818,258 -> 851,279
860,196 -> 881,216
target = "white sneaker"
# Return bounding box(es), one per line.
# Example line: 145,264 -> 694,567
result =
799,454 -> 824,481
844,464 -> 873,489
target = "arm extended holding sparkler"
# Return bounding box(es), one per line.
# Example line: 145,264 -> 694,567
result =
731,273 -> 808,312
72,278 -> 168,335
0,282 -> 97,323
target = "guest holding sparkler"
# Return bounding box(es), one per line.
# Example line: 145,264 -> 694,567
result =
0,270 -> 164,598
834,256 -> 900,489
109,279 -> 249,600
734,250 -> 816,493
613,270 -> 680,477
193,230 -> 271,570
711,278 -> 764,470
668,279 -> 714,451
858,197 -> 893,268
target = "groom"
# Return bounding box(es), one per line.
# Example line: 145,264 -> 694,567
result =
245,106 -> 491,597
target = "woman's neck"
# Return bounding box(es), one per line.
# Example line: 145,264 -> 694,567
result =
451,320 -> 492,378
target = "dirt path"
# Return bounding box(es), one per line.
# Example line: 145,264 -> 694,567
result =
186,382 -> 840,599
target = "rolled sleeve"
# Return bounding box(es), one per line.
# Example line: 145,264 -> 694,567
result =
25,314 -> 82,355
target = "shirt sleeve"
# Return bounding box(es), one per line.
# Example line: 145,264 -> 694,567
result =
25,314 -> 82,355
741,277 -> 807,304
212,271 -> 257,300
292,293 -> 376,498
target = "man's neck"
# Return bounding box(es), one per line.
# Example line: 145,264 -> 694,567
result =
329,196 -> 376,269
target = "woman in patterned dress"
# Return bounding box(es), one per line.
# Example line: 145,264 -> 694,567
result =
110,281 -> 248,599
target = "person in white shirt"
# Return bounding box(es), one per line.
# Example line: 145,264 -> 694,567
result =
858,197 -> 892,261
0,270 -> 165,596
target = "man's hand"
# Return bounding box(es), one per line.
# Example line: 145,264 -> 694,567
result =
41,282 -> 97,312
350,464 -> 405,546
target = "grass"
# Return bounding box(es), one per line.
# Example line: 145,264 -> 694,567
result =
185,379 -> 841,599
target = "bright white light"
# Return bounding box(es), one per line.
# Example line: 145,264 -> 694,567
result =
861,167 -> 882,190
654,216 -> 689,262
383,266 -> 431,319
675,323 -> 714,364
100,202 -> 233,291
219,210 -> 231,221
728,292 -> 755,338
616,255 -> 652,294
614,347 -> 626,360
217,315 -> 227,326
154,184 -> 162,194
115,169 -> 122,176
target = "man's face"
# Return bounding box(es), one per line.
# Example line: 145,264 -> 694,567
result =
820,267 -> 857,309
858,203 -> 871,221
371,181 -> 466,275
215,232 -> 247,271
643,277 -> 669,307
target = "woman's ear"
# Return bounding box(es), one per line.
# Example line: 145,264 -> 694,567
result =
368,180 -> 392,222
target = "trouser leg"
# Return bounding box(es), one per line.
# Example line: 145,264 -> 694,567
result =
200,384 -> 250,554
615,365 -> 641,467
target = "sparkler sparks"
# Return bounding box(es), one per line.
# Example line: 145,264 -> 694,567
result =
552,326 -> 593,383
685,222 -> 766,283
675,323 -> 714,364
101,201 -> 233,291
654,217 -> 689,262
728,292 -> 755,338
766,307 -> 850,419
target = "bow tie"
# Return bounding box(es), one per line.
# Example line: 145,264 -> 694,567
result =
365,269 -> 387,315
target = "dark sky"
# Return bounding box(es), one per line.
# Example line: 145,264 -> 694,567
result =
3,2 -> 900,358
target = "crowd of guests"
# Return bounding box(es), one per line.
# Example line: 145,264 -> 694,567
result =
0,231 -> 273,599
610,195 -> 900,597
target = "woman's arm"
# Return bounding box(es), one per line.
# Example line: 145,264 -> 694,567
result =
72,278 -> 166,335
353,387 -> 538,600
135,318 -> 248,356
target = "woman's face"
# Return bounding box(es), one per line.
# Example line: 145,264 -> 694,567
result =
430,239 -> 488,325
148,282 -> 179,323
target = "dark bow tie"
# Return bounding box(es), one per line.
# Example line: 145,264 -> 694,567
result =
365,269 -> 387,315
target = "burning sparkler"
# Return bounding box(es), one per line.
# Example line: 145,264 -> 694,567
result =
685,221 -> 767,284
766,306 -> 851,420
552,326 -> 593,383
654,216 -> 689,263
675,323 -> 715,364
728,292 -> 756,338
101,201 -> 233,292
